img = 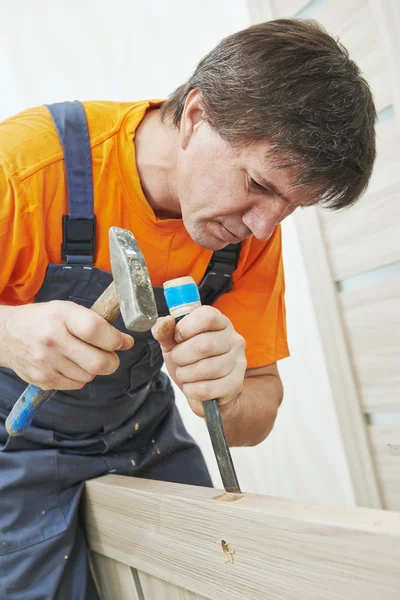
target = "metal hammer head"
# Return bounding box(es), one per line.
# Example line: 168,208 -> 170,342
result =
109,227 -> 158,332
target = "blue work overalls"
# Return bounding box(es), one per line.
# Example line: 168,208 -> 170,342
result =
0,101 -> 240,600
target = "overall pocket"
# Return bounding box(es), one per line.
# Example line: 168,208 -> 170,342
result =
0,444 -> 67,555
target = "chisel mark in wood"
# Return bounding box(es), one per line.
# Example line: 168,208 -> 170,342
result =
213,492 -> 244,502
219,540 -> 235,564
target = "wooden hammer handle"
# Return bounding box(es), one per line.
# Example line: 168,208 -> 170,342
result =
90,280 -> 120,324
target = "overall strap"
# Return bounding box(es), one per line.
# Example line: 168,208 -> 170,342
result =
198,243 -> 241,305
45,100 -> 96,264
153,243 -> 241,317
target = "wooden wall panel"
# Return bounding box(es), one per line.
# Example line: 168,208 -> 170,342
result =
340,277 -> 400,412
272,0 -> 391,112
319,121 -> 400,281
255,0 -> 399,508
368,426 -> 400,511
84,475 -> 400,600
337,13 -> 391,112
270,0 -> 309,17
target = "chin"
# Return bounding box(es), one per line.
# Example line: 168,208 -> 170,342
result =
185,221 -> 228,250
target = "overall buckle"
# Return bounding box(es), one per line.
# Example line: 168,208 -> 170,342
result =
61,216 -> 96,262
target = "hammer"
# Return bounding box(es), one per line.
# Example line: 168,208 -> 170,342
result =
6,227 -> 158,437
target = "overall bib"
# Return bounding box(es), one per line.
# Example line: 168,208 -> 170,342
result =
0,101 -> 240,600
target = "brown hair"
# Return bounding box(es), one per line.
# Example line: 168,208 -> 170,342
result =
160,19 -> 376,210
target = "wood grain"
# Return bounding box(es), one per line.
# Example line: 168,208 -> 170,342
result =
340,277 -> 400,412
90,551 -> 141,600
368,425 -> 400,511
293,208 -> 382,508
319,121 -> 400,281
270,0 -> 308,17
84,475 -> 400,600
90,280 -> 120,324
269,0 -> 390,111
139,571 -> 207,600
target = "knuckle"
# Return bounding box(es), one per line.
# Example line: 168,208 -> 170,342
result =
35,350 -> 49,366
90,353 -> 120,375
57,380 -> 84,391
43,377 -> 58,390
200,305 -> 220,323
89,357 -> 109,375
199,305 -> 215,317
234,333 -> 246,350
199,362 -> 214,380
185,381 -> 211,402
197,338 -> 212,358
34,378 -> 51,390
84,372 -> 96,383
41,333 -> 57,349
83,317 -> 102,341
74,381 -> 86,390
47,300 -> 64,316
175,366 -> 183,383
170,346 -> 181,365
32,368 -> 53,388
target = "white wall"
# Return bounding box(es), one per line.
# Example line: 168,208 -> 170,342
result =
0,0 -> 355,505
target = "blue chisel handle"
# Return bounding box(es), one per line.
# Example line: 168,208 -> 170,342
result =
6,386 -> 57,436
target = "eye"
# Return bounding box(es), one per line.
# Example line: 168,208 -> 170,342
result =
249,176 -> 269,193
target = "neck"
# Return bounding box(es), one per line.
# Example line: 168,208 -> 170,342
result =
134,108 -> 181,219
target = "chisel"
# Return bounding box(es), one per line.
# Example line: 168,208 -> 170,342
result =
163,276 -> 241,494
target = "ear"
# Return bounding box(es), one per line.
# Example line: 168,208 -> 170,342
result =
179,89 -> 207,149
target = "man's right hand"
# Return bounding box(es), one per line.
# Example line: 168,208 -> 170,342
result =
0,300 -> 134,390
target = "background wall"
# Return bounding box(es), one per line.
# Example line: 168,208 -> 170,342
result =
0,0 -> 356,505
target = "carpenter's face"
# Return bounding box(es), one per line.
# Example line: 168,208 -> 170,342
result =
176,93 -> 318,250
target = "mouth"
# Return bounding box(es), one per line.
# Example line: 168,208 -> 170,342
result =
217,223 -> 249,244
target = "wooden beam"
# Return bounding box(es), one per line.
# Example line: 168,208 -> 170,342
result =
84,475 -> 400,600
139,571 -> 207,600
90,552 -> 141,600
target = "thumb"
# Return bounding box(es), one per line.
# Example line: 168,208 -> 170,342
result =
151,316 -> 177,353
116,333 -> 135,351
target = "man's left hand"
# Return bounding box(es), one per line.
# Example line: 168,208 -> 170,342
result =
151,306 -> 247,417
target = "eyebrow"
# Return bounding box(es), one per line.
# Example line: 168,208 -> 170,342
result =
253,172 -> 292,203
253,172 -> 316,207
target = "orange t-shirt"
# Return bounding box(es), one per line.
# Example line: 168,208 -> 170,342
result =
0,100 -> 289,368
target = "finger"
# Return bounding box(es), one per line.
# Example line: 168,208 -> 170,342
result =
182,368 -> 244,404
63,335 -> 121,376
174,306 -> 230,343
57,356 -> 96,384
29,368 -> 87,391
151,316 -> 177,353
66,304 -> 129,352
54,376 -> 86,391
119,333 -> 135,351
175,351 -> 234,384
171,331 -> 232,366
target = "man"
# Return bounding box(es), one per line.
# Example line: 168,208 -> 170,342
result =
0,18 -> 375,599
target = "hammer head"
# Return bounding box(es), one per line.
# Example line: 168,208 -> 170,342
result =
109,227 -> 158,332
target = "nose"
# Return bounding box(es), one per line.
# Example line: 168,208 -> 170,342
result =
242,198 -> 294,241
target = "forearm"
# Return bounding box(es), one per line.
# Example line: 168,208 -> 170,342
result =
0,304 -> 15,368
220,371 -> 283,447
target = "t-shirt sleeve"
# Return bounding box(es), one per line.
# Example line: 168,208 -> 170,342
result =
0,160 -> 46,305
213,225 -> 289,369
